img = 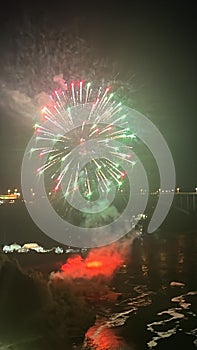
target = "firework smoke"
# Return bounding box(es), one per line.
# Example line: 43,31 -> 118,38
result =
0,16 -> 137,127
50,232 -> 136,283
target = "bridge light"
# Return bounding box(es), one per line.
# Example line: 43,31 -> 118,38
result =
176,187 -> 180,193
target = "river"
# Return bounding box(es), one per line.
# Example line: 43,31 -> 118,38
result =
80,230 -> 197,349
0,203 -> 196,349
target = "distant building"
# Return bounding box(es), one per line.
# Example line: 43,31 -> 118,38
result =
2,245 -> 11,253
1,242 -> 66,254
22,243 -> 51,253
22,243 -> 40,250
54,246 -> 64,254
0,191 -> 21,204
3,243 -> 21,253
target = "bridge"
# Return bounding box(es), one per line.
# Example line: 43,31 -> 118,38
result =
172,192 -> 197,214
146,191 -> 197,214
140,191 -> 197,232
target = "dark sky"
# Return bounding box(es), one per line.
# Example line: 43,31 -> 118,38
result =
0,1 -> 197,192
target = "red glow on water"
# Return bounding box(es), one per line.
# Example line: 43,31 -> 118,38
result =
86,260 -> 103,268
85,324 -> 126,350
51,236 -> 136,301
59,244 -> 125,280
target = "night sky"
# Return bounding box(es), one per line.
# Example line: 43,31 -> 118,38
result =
0,1 -> 197,193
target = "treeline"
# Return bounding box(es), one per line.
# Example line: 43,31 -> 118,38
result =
0,253 -> 95,349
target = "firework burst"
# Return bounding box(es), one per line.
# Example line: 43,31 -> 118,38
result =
32,80 -> 136,205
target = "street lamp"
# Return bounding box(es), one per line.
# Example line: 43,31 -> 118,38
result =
176,187 -> 180,193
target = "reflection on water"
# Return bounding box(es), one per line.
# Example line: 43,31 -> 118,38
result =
83,321 -> 128,350
82,231 -> 197,349
147,291 -> 197,349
